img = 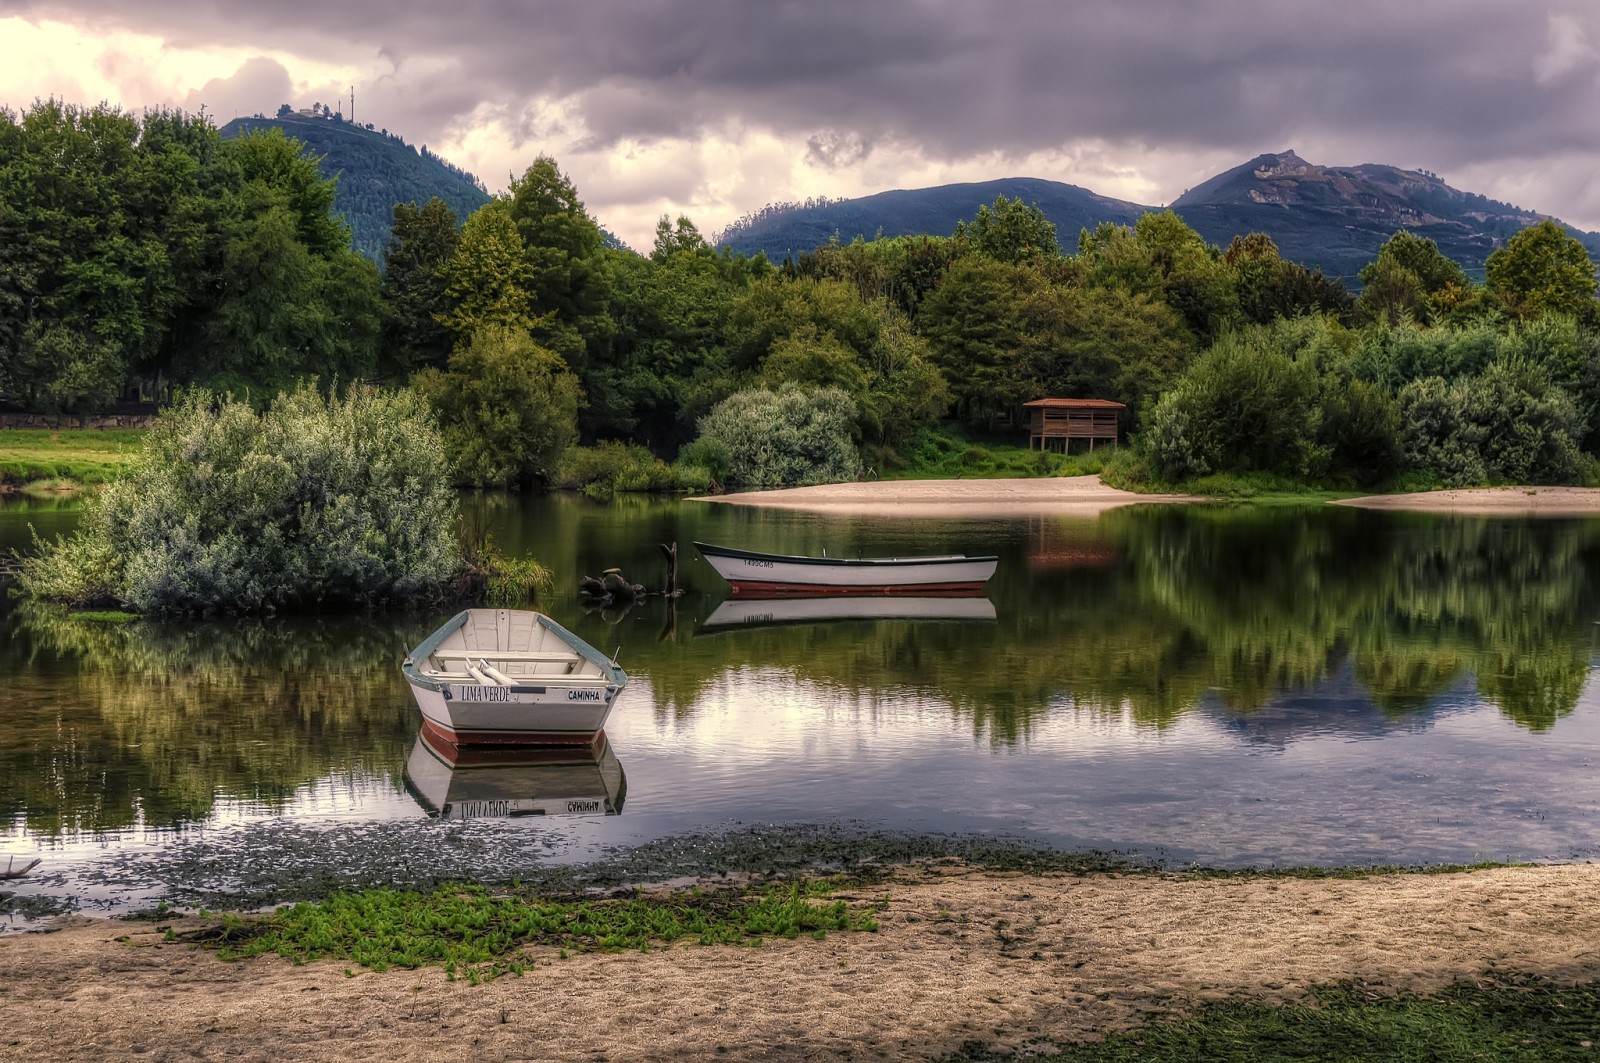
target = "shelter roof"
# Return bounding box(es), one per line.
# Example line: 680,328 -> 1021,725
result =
1022,398 -> 1127,409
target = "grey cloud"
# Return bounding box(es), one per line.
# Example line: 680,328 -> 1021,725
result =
15,0 -> 1600,193
181,56 -> 292,121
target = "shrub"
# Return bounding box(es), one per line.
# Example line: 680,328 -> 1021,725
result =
1143,332 -> 1323,481
555,441 -> 699,499
691,385 -> 863,488
1318,377 -> 1402,488
19,383 -> 462,615
1398,359 -> 1583,486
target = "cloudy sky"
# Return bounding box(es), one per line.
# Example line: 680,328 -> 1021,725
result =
4,0 -> 1600,250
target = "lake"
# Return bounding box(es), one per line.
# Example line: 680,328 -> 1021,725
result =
3,492 -> 1598,921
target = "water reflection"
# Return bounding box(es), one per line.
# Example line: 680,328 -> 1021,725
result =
403,729 -> 626,819
699,595 -> 997,631
0,603 -> 427,837
3,496 -> 1599,877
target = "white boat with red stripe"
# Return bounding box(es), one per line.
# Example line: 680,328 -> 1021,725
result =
693,541 -> 998,597
402,609 -> 627,745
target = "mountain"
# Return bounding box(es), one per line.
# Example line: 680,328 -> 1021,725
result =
220,114 -> 492,261
715,178 -> 1147,260
1170,150 -> 1600,280
716,151 -> 1600,281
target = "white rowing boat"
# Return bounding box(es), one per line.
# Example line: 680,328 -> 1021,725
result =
403,728 -> 626,819
693,541 -> 998,597
402,608 -> 627,745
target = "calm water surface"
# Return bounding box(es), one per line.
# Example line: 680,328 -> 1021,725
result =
3,494 -> 1598,918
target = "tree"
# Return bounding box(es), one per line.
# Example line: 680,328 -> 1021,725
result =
380,198 -> 460,374
1485,220 -> 1599,322
504,156 -> 615,411
1356,232 -> 1470,327
412,324 -> 580,487
438,204 -> 535,336
650,214 -> 709,262
952,195 -> 1059,263
1223,233 -> 1353,325
918,256 -> 1040,425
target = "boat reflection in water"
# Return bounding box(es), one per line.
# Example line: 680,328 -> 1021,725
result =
700,594 -> 997,631
403,728 -> 627,820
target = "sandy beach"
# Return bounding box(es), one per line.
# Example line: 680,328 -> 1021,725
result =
1335,485 -> 1600,516
692,475 -> 1199,516
694,477 -> 1600,517
4,863 -> 1598,1062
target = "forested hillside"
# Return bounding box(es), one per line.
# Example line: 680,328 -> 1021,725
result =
6,100 -> 1600,501
717,151 -> 1600,282
716,178 -> 1146,261
221,113 -> 490,260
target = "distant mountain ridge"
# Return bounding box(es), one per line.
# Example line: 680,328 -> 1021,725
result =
220,114 -> 491,261
716,150 -> 1600,280
716,177 -> 1148,259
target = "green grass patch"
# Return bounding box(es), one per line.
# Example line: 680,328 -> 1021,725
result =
66,609 -> 140,623
188,880 -> 882,982
0,428 -> 146,487
877,424 -> 1118,480
952,976 -> 1600,1062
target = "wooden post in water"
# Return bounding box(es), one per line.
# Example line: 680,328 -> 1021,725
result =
659,541 -> 679,597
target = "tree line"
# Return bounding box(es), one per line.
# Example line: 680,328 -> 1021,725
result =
5,100 -> 1600,491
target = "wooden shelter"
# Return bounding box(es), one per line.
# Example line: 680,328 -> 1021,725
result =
1023,398 -> 1125,453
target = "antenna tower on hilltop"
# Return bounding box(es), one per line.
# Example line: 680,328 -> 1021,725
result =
349,86 -> 355,124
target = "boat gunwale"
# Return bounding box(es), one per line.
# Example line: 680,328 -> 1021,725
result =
402,609 -> 627,694
692,540 -> 999,568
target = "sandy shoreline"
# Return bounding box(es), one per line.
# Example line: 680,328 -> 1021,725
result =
4,863 -> 1598,1062
693,477 -> 1600,516
691,475 -> 1199,516
1334,485 -> 1600,516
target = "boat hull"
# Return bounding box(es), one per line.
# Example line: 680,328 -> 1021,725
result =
408,678 -> 620,745
402,609 -> 628,746
694,541 -> 998,596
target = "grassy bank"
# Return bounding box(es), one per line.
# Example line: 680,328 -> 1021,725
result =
876,424 -> 1116,480
181,879 -> 883,983
0,427 -> 145,489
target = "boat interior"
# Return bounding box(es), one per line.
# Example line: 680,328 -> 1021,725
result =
419,609 -> 609,686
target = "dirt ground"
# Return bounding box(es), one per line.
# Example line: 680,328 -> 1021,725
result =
692,475 -> 1199,516
4,863 -> 1599,1062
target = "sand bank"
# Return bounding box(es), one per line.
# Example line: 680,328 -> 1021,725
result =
691,475 -> 1198,517
5,863 -> 1598,1062
1335,486 -> 1600,516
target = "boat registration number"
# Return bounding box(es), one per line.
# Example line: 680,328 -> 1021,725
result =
743,559 -> 774,568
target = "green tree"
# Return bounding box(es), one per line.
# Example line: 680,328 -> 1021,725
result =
504,156 -> 616,429
380,197 -> 461,374
412,324 -> 580,486
952,195 -> 1059,263
1223,233 -> 1353,325
1355,232 -> 1471,327
650,214 -> 709,262
1142,329 -> 1325,480
1485,220 -> 1599,321
438,204 -> 534,335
